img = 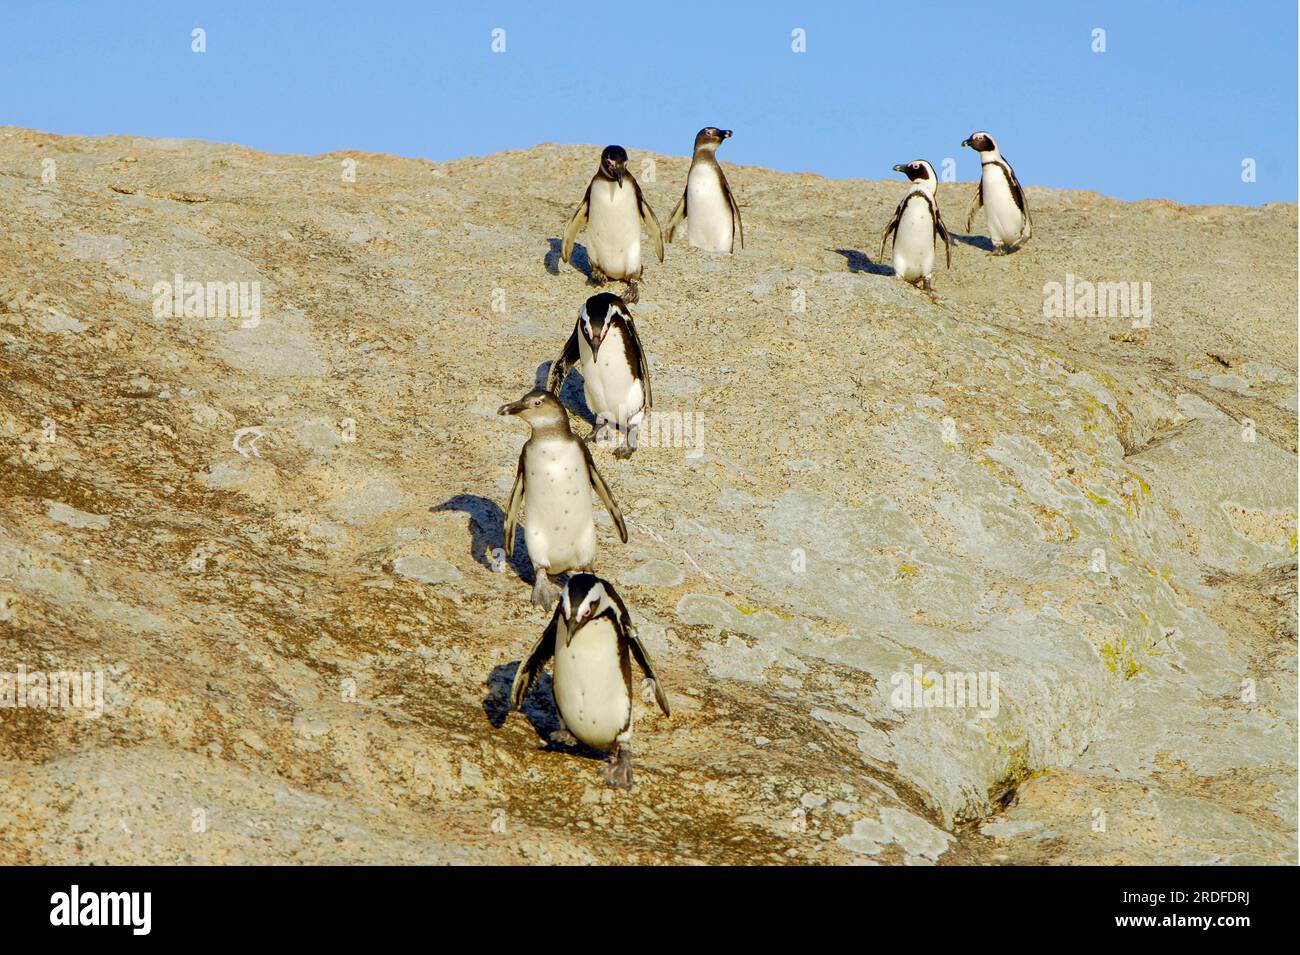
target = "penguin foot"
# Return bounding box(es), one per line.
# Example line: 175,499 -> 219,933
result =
589,266 -> 608,285
548,729 -> 579,747
922,276 -> 934,293
530,572 -> 560,609
600,744 -> 634,789
613,442 -> 635,459
621,281 -> 640,304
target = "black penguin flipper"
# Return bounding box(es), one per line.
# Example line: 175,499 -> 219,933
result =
562,182 -> 591,264
965,179 -> 983,233
720,169 -> 744,251
997,159 -> 1032,239
620,314 -> 652,410
630,174 -> 664,264
605,584 -> 670,718
665,191 -> 687,243
879,196 -> 905,261
510,606 -> 559,711
547,325 -> 581,396
997,159 -> 1029,217
934,202 -> 953,269
581,443 -> 627,543
503,448 -> 526,558
629,634 -> 671,717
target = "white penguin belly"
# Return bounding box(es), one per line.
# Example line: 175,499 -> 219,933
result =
579,325 -> 645,428
981,164 -> 1023,245
685,164 -> 733,252
586,179 -> 642,281
523,436 -> 596,574
892,196 -> 935,282
552,618 -> 630,750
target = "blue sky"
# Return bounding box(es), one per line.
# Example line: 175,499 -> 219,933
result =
1,1 -> 1294,205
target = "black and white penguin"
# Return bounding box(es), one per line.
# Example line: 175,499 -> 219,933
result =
510,573 -> 671,788
961,131 -> 1032,252
665,127 -> 744,253
562,145 -> 664,303
547,292 -> 652,458
498,389 -> 628,608
879,159 -> 952,291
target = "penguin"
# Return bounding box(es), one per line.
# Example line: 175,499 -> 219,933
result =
510,573 -> 670,788
497,389 -> 628,608
879,159 -> 952,292
961,131 -> 1032,252
547,292 -> 652,458
562,145 -> 664,303
664,127 -> 744,253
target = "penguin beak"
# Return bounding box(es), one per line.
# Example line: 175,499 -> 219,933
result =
614,168 -> 625,185
721,130 -> 733,139
497,399 -> 526,416
961,138 -> 973,148
892,163 -> 906,173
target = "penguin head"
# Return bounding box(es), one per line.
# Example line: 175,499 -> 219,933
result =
893,160 -> 937,184
961,131 -> 998,154
497,388 -> 568,429
560,573 -> 611,644
579,292 -> 629,357
600,145 -> 629,184
693,127 -> 733,152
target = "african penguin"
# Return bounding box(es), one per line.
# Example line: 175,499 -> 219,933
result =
497,389 -> 628,609
665,127 -> 744,253
562,145 -> 664,303
547,292 -> 652,458
510,573 -> 670,788
879,159 -> 952,292
961,131 -> 1032,252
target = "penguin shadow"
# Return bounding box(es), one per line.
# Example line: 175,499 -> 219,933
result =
833,248 -> 893,277
544,238 -> 564,276
537,360 -> 596,428
429,494 -> 532,583
952,233 -> 998,252
545,237 -> 595,281
483,663 -> 607,761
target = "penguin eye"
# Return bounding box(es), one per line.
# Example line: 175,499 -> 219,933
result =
531,397 -> 542,407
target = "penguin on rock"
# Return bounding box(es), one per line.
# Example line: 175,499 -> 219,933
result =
562,145 -> 664,303
961,131 -> 1032,252
879,159 -> 952,292
510,573 -> 670,788
497,389 -> 627,608
547,292 -> 652,458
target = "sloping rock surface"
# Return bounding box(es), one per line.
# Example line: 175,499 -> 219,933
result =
0,128 -> 1295,864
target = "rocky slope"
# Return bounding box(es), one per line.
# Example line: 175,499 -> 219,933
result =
0,126 -> 1295,864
